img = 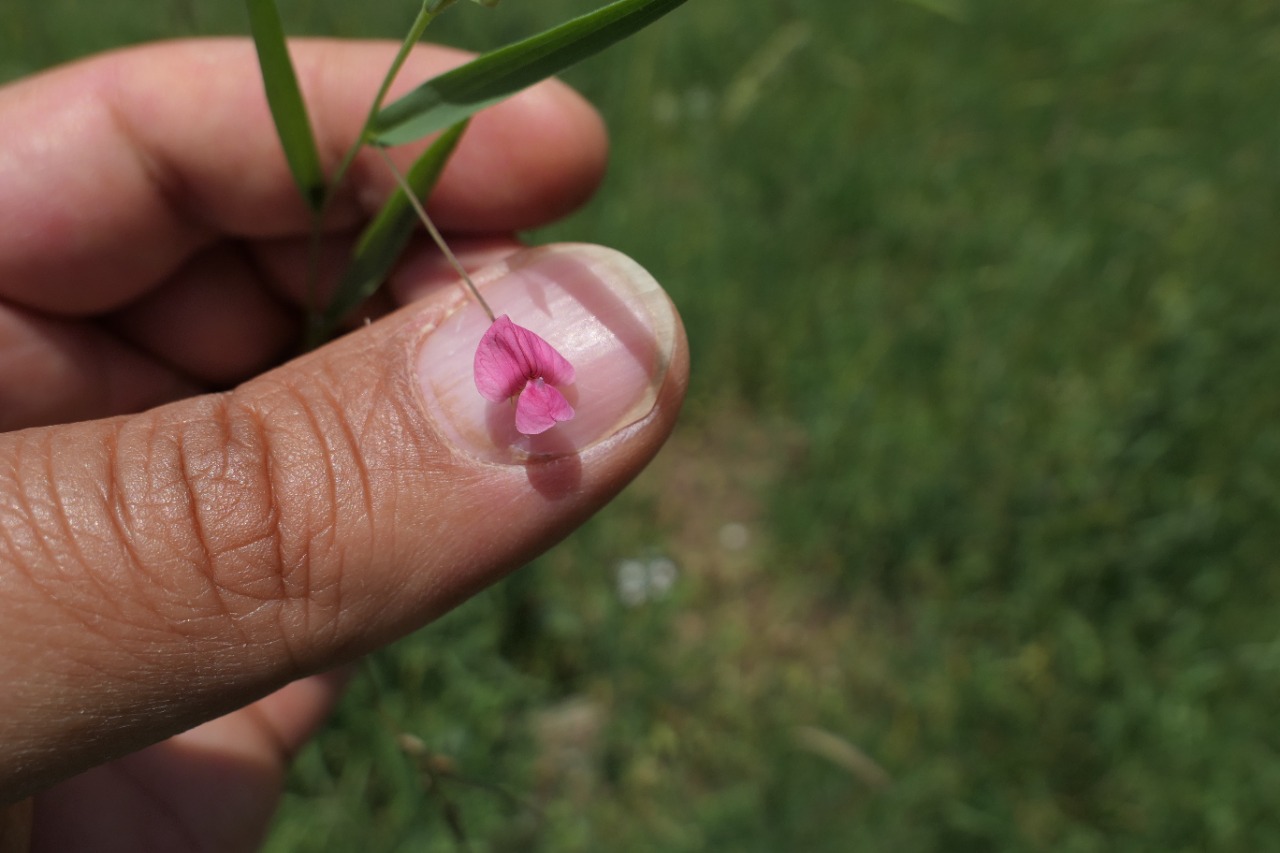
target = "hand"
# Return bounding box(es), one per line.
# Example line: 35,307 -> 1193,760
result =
0,40 -> 687,851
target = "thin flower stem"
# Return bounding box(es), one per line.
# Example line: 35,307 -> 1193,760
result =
375,146 -> 496,322
326,2 -> 439,207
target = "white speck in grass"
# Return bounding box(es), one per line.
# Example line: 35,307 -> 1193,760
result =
652,90 -> 680,126
648,557 -> 678,596
653,88 -> 716,126
616,559 -> 649,607
684,86 -> 715,121
615,556 -> 680,607
718,522 -> 750,552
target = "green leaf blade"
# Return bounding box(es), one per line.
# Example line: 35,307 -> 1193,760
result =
370,0 -> 690,146
246,0 -> 326,210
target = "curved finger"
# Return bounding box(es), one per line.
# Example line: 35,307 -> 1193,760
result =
31,669 -> 351,853
0,244 -> 685,802
0,39 -> 608,315
108,243 -> 300,387
0,304 -> 199,431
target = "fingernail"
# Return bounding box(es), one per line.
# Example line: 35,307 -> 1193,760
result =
415,244 -> 679,463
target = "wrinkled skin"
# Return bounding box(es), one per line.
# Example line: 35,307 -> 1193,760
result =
0,39 -> 681,853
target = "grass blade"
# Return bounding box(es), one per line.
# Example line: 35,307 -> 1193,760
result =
245,0 -> 326,210
317,121 -> 469,339
369,0 -> 690,146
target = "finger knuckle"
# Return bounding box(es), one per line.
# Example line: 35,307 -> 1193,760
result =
116,388 -> 365,657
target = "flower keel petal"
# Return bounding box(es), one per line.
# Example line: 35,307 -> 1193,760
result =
515,378 -> 575,435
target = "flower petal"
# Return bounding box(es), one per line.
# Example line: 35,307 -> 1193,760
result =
474,314 -> 576,402
515,378 -> 575,435
474,315 -> 529,401
519,326 -> 576,388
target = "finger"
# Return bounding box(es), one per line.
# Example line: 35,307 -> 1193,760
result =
0,244 -> 686,801
0,39 -> 608,315
247,231 -> 526,312
31,670 -> 351,853
387,234 -> 528,306
246,667 -> 353,756
0,304 -> 199,432
109,243 -> 299,387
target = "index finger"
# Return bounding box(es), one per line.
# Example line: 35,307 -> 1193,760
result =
0,39 -> 608,314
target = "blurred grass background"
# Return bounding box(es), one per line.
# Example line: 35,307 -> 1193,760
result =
6,0 -> 1280,849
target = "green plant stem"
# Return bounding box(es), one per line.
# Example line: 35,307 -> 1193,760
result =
328,2 -> 441,199
301,218 -> 325,351
304,0 -> 446,347
374,146 -> 496,322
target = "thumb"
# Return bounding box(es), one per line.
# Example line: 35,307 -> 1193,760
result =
0,243 -> 686,801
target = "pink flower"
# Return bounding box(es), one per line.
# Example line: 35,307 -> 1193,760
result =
473,315 -> 576,435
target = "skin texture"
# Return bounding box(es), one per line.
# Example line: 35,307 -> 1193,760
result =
0,40 -> 688,852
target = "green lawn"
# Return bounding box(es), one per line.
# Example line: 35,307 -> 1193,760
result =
6,0 -> 1280,849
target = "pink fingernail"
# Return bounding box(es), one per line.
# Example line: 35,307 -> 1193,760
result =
415,244 -> 678,463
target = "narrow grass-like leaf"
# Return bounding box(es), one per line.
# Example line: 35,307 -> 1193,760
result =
369,0 -> 690,146
246,0 -> 326,210
319,121 -> 469,335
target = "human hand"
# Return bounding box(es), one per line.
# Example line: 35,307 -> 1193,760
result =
0,40 -> 686,851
